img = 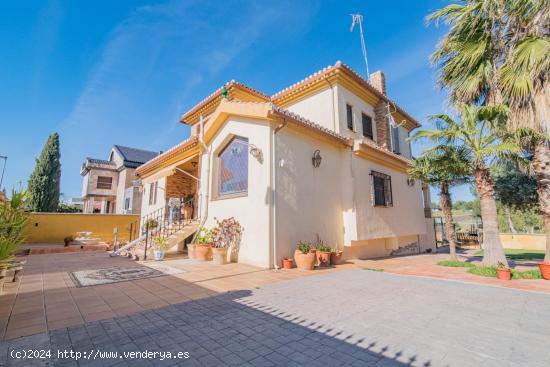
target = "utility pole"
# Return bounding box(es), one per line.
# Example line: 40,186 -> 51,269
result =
0,156 -> 7,191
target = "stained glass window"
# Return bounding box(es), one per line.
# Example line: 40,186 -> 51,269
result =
218,136 -> 248,196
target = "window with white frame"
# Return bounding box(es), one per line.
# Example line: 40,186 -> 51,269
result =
371,171 -> 393,207
148,181 -> 158,205
217,136 -> 248,197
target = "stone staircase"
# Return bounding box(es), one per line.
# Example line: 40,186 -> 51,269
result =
131,221 -> 199,261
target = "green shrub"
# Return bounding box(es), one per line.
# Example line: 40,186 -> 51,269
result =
437,260 -> 475,268
511,269 -> 542,279
144,219 -> 159,231
0,191 -> 29,264
296,241 -> 311,254
467,266 -> 497,277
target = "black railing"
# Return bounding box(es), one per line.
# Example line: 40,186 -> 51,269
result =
140,197 -> 196,260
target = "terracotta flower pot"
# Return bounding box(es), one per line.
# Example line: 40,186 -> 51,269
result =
282,258 -> 294,269
330,251 -> 343,265
194,244 -> 212,261
294,249 -> 316,270
496,268 -> 511,280
212,247 -> 228,265
187,243 -> 196,259
317,251 -> 331,267
64,240 -> 72,247
538,262 -> 550,280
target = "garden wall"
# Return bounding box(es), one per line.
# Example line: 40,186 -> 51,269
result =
500,233 -> 545,251
24,213 -> 140,243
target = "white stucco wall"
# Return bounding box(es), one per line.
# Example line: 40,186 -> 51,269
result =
335,85 -> 377,141
200,116 -> 273,268
140,176 -> 167,220
353,157 -> 426,241
284,88 -> 337,132
274,127 -> 347,265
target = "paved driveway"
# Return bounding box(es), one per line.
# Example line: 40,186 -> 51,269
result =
1,270 -> 549,367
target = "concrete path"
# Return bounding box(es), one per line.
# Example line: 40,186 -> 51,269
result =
1,270 -> 549,367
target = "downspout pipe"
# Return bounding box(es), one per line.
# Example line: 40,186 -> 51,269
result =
192,115 -> 211,243
271,115 -> 288,269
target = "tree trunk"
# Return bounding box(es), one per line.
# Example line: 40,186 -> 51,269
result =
474,166 -> 507,266
439,183 -> 457,260
532,143 -> 550,262
504,206 -> 516,235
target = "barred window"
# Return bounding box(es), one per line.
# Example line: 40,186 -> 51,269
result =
371,171 -> 393,207
96,176 -> 112,189
218,136 -> 248,196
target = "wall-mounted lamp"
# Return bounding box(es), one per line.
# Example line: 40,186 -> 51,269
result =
312,150 -> 322,168
407,177 -> 415,187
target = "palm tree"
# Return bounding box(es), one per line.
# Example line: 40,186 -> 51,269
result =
428,0 -> 550,261
412,104 -> 519,266
409,147 -> 471,260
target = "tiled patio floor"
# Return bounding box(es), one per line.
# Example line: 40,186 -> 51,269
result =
359,250 -> 550,294
0,252 -> 356,341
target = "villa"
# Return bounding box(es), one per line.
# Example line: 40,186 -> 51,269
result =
80,145 -> 159,214
135,62 -> 435,268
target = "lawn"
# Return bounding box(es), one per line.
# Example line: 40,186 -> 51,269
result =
474,248 -> 545,261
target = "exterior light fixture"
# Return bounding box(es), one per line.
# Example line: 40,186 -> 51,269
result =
407,177 -> 415,187
312,150 -> 322,168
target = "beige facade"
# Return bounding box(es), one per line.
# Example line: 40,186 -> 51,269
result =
137,62 -> 435,268
80,146 -> 158,214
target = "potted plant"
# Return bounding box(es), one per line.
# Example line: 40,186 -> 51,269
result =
315,242 -> 332,267
330,248 -> 343,265
144,218 -> 159,232
294,241 -> 316,270
64,236 -> 74,247
210,218 -> 243,265
152,237 -> 169,261
538,261 -> 550,280
282,258 -> 294,269
193,227 -> 213,261
496,261 -> 511,280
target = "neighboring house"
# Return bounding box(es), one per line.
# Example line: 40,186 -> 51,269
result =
135,61 -> 435,268
80,145 -> 159,214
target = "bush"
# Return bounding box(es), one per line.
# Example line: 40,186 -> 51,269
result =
437,260 -> 475,268
296,241 -> 311,254
0,191 -> 29,264
194,226 -> 213,245
467,266 -> 498,277
511,269 -> 542,279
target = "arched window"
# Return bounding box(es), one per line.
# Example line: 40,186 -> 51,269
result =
218,136 -> 248,196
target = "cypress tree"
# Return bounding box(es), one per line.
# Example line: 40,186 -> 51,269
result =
28,133 -> 61,212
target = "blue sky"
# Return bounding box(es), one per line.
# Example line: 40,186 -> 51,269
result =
0,0 -> 474,202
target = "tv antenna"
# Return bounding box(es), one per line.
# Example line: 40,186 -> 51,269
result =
350,13 -> 370,80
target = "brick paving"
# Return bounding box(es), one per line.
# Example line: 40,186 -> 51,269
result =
0,252 -> 355,341
1,270 -> 549,367
359,251 -> 550,294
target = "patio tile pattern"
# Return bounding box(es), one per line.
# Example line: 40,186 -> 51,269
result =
0,252 -> 354,341
1,270 -> 549,367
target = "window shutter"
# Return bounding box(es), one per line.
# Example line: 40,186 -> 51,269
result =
346,104 -> 353,130
392,126 -> 400,154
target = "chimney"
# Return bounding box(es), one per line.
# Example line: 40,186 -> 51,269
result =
369,70 -> 386,95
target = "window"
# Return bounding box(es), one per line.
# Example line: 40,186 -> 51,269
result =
392,126 -> 401,154
96,176 -> 112,189
362,113 -> 373,139
125,197 -> 131,210
148,181 -> 158,205
218,136 -> 248,196
346,104 -> 354,130
371,171 -> 393,207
